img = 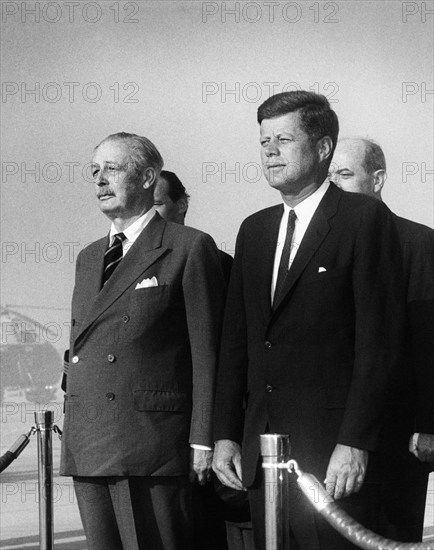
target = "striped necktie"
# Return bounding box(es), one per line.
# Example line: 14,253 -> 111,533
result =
273,210 -> 297,308
102,232 -> 126,286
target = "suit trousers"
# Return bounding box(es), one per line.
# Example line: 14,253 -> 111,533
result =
377,449 -> 429,541
73,475 -> 193,550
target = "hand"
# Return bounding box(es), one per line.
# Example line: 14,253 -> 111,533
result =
212,439 -> 246,491
189,448 -> 213,485
324,444 -> 368,500
409,433 -> 434,463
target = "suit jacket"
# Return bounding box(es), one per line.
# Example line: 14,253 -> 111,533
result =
214,184 -> 406,487
219,250 -> 233,285
394,216 -> 434,435
60,213 -> 225,477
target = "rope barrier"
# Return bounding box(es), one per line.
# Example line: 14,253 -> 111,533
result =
287,460 -> 433,550
260,434 -> 433,550
0,427 -> 36,473
1,411 -> 58,550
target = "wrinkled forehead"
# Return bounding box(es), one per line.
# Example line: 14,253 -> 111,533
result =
92,139 -> 131,166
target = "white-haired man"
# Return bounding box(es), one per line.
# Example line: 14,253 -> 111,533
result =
330,137 -> 434,542
60,133 -> 226,550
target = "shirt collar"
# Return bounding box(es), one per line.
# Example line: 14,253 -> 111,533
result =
109,207 -> 156,245
283,179 -> 330,220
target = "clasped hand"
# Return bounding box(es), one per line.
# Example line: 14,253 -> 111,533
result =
189,448 -> 213,485
212,439 -> 246,491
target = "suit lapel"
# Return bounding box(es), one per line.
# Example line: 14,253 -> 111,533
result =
72,236 -> 107,324
82,236 -> 107,300
75,214 -> 168,342
271,184 -> 341,315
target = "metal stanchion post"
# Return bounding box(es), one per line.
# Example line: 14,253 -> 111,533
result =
260,434 -> 291,550
34,411 -> 54,550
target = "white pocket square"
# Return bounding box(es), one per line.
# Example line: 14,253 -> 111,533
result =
318,267 -> 327,273
135,276 -> 158,289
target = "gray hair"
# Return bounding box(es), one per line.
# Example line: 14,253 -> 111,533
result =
95,132 -> 164,178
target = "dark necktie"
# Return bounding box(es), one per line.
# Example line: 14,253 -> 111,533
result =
102,232 -> 126,286
273,210 -> 297,307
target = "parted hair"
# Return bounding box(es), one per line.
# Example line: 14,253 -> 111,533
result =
95,132 -> 164,177
257,91 -> 339,155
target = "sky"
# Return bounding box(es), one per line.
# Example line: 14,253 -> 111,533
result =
1,0 -> 433,351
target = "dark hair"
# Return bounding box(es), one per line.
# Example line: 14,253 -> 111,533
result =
95,132 -> 164,177
159,170 -> 190,203
257,91 -> 339,155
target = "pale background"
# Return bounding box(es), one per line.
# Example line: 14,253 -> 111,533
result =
0,1 -> 433,545
1,0 -> 433,350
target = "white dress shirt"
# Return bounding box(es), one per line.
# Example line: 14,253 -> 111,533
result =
109,207 -> 156,255
271,180 -> 330,302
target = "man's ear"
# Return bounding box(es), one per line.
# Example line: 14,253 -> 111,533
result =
317,136 -> 333,163
177,198 -> 189,217
372,169 -> 386,195
142,167 -> 156,189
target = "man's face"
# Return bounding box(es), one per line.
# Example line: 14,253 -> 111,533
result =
329,141 -> 374,196
153,177 -> 182,223
91,140 -> 146,219
260,111 -> 320,193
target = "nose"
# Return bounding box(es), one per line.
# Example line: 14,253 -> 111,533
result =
264,138 -> 279,157
94,169 -> 107,186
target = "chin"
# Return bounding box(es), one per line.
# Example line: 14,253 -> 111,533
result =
266,178 -> 288,192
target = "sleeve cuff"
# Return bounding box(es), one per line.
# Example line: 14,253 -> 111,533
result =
190,444 -> 213,451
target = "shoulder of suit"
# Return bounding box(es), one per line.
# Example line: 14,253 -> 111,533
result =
162,220 -> 214,243
77,236 -> 107,261
241,204 -> 283,227
394,215 -> 434,245
219,250 -> 233,263
337,189 -> 395,222
338,188 -> 385,210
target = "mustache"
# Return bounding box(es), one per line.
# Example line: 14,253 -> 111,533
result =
97,188 -> 115,198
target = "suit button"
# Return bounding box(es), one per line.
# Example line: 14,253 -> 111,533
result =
265,384 -> 273,393
121,315 -> 129,323
107,354 -> 116,363
71,355 -> 79,364
106,392 -> 115,401
264,341 -> 272,349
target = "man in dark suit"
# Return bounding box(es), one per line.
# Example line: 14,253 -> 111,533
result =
330,137 -> 434,541
154,170 -> 251,550
60,132 -> 226,550
212,92 -> 406,549
154,170 -> 233,284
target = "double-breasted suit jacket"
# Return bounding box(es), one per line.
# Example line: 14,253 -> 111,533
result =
214,184 -> 406,488
60,213 -> 226,477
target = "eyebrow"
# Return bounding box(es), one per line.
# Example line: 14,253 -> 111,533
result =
334,168 -> 353,173
259,131 -> 296,139
91,161 -> 127,168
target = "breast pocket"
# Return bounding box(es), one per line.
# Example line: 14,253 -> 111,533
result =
130,284 -> 170,311
303,265 -> 352,285
126,284 -> 178,338
133,389 -> 188,412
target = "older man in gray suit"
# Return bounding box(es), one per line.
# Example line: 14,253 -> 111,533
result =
60,132 -> 226,550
